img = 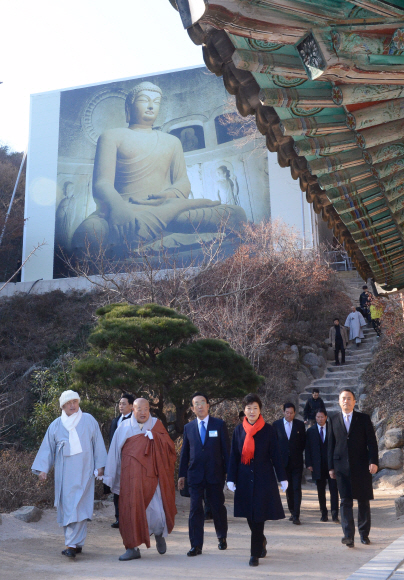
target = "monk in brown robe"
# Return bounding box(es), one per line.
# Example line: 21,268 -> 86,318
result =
104,398 -> 177,561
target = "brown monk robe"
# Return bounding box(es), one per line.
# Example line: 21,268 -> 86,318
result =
119,419 -> 177,550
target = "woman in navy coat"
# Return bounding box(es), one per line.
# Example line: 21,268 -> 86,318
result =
227,393 -> 287,567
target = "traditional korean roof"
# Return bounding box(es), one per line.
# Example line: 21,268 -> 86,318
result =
169,0 -> 404,289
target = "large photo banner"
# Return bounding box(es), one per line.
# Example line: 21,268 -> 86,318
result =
53,66 -> 271,277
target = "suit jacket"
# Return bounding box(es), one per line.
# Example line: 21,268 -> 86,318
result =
328,410 -> 378,501
178,416 -> 230,486
272,418 -> 306,470
305,422 -> 329,480
109,414 -> 131,445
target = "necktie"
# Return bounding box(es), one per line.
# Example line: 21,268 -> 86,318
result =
320,426 -> 324,443
286,421 -> 291,440
344,415 -> 350,433
200,421 -> 206,445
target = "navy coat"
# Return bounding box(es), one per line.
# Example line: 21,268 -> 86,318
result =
227,422 -> 286,522
328,411 -> 378,501
179,416 -> 230,486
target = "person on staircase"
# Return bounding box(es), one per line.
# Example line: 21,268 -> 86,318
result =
369,296 -> 383,339
359,286 -> 372,325
329,318 -> 349,366
303,389 -> 326,427
345,306 -> 366,348
305,408 -> 339,524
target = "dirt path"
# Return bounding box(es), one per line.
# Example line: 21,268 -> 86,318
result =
1,486 -> 403,580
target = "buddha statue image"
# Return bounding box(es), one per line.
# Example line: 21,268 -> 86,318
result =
71,81 -> 246,257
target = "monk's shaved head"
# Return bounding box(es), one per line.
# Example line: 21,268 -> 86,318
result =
133,398 -> 150,424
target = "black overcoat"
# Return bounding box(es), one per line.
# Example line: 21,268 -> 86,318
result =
272,417 -> 306,470
328,410 -> 378,501
227,422 -> 286,522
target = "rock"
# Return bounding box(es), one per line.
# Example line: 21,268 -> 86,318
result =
287,390 -> 300,412
284,352 -> 299,364
317,347 -> 326,359
94,500 -> 104,511
301,346 -> 314,355
378,435 -> 386,451
358,394 -> 367,411
326,347 -> 335,361
299,365 -> 312,379
379,449 -> 403,471
395,496 -> 404,518
311,343 -> 318,352
384,428 -> 404,449
290,345 -> 299,354
373,468 -> 404,489
317,356 -> 327,368
303,352 -> 320,367
277,342 -> 288,352
13,506 -> 42,523
310,365 -> 323,379
292,372 -> 311,392
371,407 -> 380,425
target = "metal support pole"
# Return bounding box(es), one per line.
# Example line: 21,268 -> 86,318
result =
0,150 -> 27,247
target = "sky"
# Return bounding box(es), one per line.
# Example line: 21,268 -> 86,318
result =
0,0 -> 204,152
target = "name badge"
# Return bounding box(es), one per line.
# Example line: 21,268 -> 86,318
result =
209,430 -> 218,437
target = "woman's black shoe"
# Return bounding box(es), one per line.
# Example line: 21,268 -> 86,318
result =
249,557 -> 259,566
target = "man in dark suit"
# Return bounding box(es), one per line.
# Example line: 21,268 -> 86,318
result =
178,392 -> 230,556
273,402 -> 306,525
305,408 -> 339,523
108,393 -> 134,528
328,389 -> 378,548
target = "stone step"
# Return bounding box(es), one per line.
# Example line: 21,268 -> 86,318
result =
300,394 -> 340,402
310,378 -> 359,387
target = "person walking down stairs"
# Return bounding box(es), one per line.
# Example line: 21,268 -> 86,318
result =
303,389 -> 326,428
345,307 -> 367,348
329,318 -> 349,366
369,297 -> 383,339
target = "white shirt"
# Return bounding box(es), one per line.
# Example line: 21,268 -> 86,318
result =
117,412 -> 132,427
283,418 -> 293,440
197,415 -> 209,438
342,411 -> 353,432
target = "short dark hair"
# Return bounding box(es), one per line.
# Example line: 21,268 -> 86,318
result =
238,410 -> 245,420
316,408 -> 327,416
120,393 -> 134,405
333,317 -> 339,322
283,402 -> 295,412
243,393 -> 262,410
191,392 -> 209,405
339,388 -> 356,399
312,388 -> 319,394
363,285 -> 368,289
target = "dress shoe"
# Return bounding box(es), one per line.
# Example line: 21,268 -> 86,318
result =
155,534 -> 166,554
62,548 -> 76,558
187,546 -> 202,557
111,520 -> 119,528
320,513 -> 328,522
260,538 -> 267,558
360,536 -> 370,545
335,362 -> 340,366
341,537 -> 354,548
75,547 -> 83,554
332,516 -> 340,523
289,515 -> 294,521
119,548 -> 141,561
292,517 -> 301,525
249,557 -> 259,567
218,538 -> 227,550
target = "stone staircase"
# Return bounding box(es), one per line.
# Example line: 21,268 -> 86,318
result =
298,270 -> 377,416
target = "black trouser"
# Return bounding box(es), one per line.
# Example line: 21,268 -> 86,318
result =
285,464 -> 303,518
340,497 -> 371,539
316,473 -> 339,516
335,338 -> 345,364
372,318 -> 381,336
188,481 -> 227,548
113,493 -> 119,520
247,520 -> 266,558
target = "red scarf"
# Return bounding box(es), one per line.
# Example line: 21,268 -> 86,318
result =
241,415 -> 265,465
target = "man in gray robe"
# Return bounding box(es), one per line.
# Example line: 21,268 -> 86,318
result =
103,397 -> 177,561
345,306 -> 366,348
32,390 -> 107,558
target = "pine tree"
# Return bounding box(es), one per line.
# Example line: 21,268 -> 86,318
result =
73,303 -> 263,438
